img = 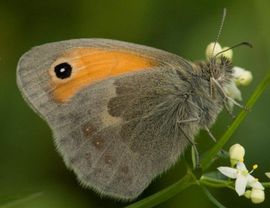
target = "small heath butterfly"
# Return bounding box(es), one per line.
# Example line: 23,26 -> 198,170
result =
16,11 -> 251,200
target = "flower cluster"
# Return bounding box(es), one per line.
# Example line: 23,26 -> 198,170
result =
218,144 -> 265,204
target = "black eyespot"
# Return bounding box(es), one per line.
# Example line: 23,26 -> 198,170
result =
54,62 -> 72,79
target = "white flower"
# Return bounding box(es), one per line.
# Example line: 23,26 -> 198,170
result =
232,66 -> 253,86
205,42 -> 222,59
229,143 -> 245,166
218,162 -> 264,196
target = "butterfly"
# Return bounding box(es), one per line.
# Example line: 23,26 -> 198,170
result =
16,35 -> 252,201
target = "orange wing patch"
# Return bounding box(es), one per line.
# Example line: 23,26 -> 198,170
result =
49,48 -> 157,102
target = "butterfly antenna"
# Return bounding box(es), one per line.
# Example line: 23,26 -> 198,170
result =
211,8 -> 227,58
209,8 -> 227,98
214,41 -> 253,58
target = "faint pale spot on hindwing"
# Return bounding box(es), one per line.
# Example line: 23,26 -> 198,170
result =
82,122 -> 96,137
79,132 -> 132,189
71,125 -> 121,180
81,122 -> 107,151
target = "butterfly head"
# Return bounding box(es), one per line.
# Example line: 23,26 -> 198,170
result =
195,42 -> 252,110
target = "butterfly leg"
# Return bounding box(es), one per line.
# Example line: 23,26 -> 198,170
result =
178,126 -> 200,169
204,126 -> 216,142
222,99 -> 236,119
210,77 -> 249,111
177,116 -> 217,143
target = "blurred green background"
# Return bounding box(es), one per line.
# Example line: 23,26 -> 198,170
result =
1,0 -> 270,207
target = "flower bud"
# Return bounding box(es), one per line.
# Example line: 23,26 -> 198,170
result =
265,172 -> 270,179
232,66 -> 253,86
250,189 -> 265,204
244,190 -> 251,199
229,144 -> 245,166
205,42 -> 222,59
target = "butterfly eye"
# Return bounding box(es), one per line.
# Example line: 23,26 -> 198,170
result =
54,62 -> 72,79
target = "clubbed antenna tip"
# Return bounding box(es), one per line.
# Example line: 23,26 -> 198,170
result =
241,42 -> 253,48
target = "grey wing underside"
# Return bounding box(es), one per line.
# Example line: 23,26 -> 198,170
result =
50,66 -> 194,200
17,38 -> 197,200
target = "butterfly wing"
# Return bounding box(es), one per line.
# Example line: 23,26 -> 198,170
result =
17,39 -> 199,200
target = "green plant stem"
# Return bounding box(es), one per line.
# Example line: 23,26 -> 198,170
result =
200,175 -> 234,190
125,172 -> 197,208
201,72 -> 270,171
201,177 -> 270,190
201,186 -> 227,208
